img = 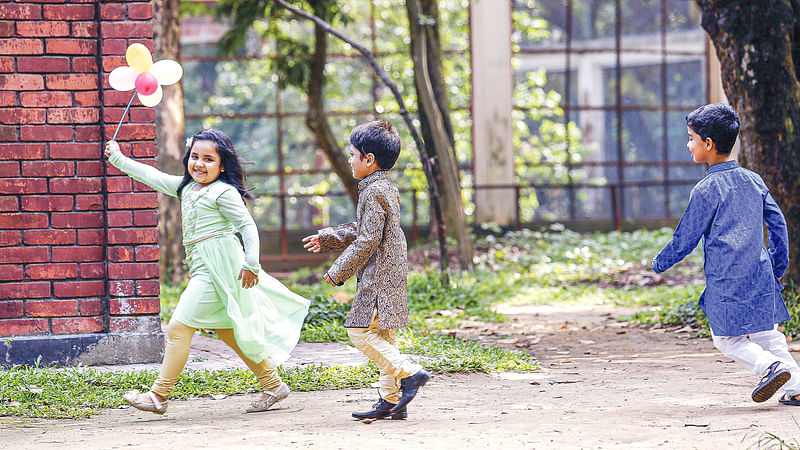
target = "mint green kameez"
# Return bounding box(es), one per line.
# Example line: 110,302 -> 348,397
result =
109,152 -> 310,366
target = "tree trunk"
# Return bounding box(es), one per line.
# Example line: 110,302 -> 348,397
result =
271,0 -> 452,276
411,0 -> 455,150
152,0 -> 186,285
306,22 -> 359,206
697,0 -> 800,281
406,0 -> 474,270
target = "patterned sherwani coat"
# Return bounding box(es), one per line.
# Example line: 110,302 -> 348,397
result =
317,171 -> 409,329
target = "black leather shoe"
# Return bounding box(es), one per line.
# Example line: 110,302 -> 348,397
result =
352,399 -> 407,420
389,369 -> 430,415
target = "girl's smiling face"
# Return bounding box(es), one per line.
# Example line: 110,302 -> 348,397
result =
188,140 -> 224,186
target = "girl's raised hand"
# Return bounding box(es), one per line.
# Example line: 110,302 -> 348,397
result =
302,234 -> 321,253
104,141 -> 120,159
238,269 -> 259,289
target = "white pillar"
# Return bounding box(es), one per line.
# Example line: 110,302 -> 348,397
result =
470,0 -> 515,225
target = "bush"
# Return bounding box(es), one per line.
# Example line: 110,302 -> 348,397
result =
303,295 -> 350,326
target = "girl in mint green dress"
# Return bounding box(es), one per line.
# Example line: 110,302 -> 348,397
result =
105,129 -> 309,415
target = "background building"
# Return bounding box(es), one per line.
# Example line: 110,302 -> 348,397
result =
179,0 -> 723,265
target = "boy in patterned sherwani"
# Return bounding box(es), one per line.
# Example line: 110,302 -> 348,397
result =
302,120 -> 430,420
653,103 -> 800,406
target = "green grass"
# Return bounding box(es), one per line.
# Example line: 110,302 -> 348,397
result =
0,363 -> 380,420
3,227 -> 727,419
299,318 -> 350,343
624,285 -> 800,339
399,330 -> 537,373
743,418 -> 800,449
0,328 -> 536,419
504,282 -> 703,308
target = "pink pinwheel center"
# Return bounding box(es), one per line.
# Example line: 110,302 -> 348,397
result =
134,72 -> 158,96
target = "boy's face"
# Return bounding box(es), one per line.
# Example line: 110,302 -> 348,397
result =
687,126 -> 713,164
348,144 -> 376,179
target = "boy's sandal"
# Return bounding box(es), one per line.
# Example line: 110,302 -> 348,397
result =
779,394 -> 800,406
752,361 -> 792,403
246,382 -> 290,413
123,390 -> 168,415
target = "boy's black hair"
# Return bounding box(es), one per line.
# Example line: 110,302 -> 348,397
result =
685,103 -> 740,155
349,120 -> 401,170
177,128 -> 252,200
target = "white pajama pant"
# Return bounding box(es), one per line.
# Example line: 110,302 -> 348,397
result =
712,325 -> 800,395
347,309 -> 422,404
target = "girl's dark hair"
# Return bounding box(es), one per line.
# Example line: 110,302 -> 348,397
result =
177,129 -> 252,200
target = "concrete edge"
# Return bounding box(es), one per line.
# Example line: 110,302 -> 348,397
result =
1,332 -> 164,368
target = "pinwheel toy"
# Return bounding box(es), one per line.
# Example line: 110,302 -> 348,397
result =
108,43 -> 183,140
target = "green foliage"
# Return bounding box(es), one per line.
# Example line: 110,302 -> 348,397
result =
277,362 -> 378,391
299,318 -> 351,343
622,295 -> 709,336
407,270 -> 515,320
0,364 -> 379,420
159,281 -> 186,323
399,330 -> 538,373
303,295 -> 351,325
0,325 -> 537,419
6,227 -> 730,420
624,271 -> 800,341
743,418 -> 800,450
779,289 -> 800,339
475,226 -> 702,273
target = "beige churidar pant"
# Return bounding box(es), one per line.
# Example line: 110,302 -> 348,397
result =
151,320 -> 282,399
347,309 -> 422,403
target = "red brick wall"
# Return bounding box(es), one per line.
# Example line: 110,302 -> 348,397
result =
0,1 -> 161,339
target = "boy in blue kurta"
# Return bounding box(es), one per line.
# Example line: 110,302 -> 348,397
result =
653,103 -> 800,406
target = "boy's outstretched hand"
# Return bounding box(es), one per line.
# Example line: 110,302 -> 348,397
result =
303,235 -> 334,285
104,140 -> 120,159
238,269 -> 259,289
302,234 -> 321,253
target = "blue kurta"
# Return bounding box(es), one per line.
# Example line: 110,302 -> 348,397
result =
652,160 -> 790,336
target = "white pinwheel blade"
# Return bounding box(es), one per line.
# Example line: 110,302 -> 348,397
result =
109,66 -> 138,91
138,85 -> 163,107
150,59 -> 183,86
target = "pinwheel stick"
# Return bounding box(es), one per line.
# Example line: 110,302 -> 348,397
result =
111,91 -> 137,141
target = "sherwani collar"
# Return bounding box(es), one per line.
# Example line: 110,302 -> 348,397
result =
357,170 -> 389,192
705,160 -> 738,176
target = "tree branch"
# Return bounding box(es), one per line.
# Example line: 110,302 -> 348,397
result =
271,0 -> 450,274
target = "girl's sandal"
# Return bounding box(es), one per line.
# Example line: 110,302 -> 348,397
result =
246,382 -> 290,413
123,390 -> 168,415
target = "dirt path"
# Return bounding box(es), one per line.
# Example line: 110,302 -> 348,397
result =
3,304 -> 800,449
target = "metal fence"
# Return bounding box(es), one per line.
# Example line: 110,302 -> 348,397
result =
179,0 -> 712,263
